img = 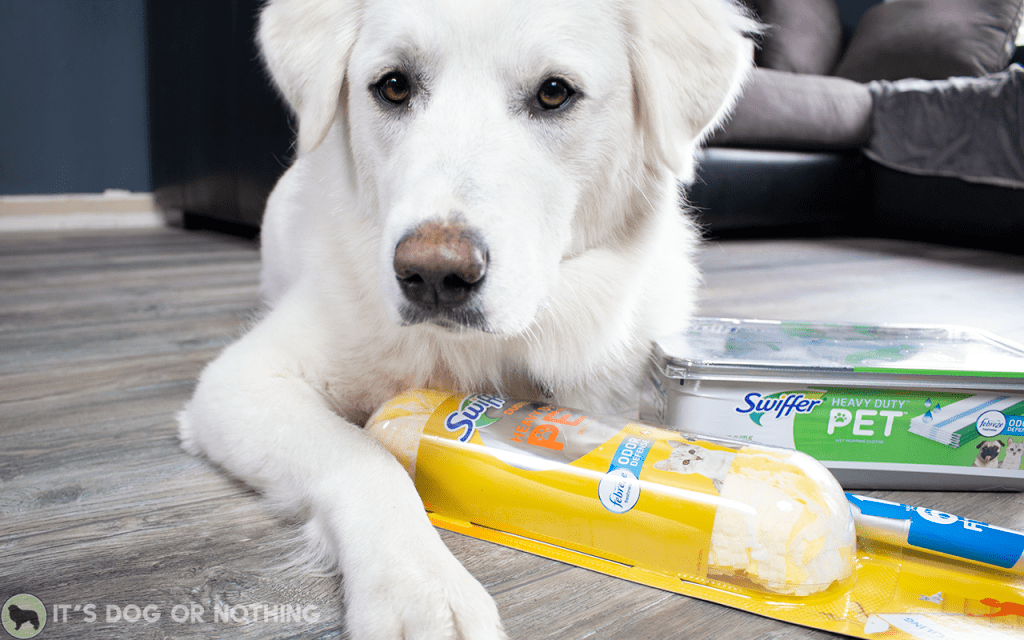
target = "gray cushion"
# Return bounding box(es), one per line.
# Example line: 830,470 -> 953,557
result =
835,0 -> 1024,82
709,67 -> 873,150
744,0 -> 844,74
866,65 -> 1024,190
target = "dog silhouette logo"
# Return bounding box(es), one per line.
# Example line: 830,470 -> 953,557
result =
2,594 -> 45,639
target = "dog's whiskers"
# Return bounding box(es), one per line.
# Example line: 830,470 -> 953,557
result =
626,172 -> 657,213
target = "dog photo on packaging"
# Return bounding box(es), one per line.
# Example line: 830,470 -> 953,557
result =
178,0 -> 755,636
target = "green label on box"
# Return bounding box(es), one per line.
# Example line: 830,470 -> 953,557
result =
784,389 -> 1024,469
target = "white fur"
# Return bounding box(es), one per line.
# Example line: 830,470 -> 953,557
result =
179,0 -> 753,637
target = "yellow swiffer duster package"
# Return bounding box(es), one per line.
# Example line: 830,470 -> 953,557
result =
366,390 -> 1024,639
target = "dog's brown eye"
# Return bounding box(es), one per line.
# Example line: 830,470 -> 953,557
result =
536,78 -> 574,110
376,72 -> 411,104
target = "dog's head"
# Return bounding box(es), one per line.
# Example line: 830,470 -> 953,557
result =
259,0 -> 754,335
978,439 -> 1006,461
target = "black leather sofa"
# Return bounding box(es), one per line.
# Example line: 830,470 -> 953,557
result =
147,0 -> 291,238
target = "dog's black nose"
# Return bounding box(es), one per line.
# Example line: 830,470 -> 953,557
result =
393,222 -> 488,312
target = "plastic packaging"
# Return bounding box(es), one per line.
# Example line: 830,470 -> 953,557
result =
367,390 -> 1024,639
367,389 -> 857,596
643,318 -> 1024,490
848,493 -> 1024,576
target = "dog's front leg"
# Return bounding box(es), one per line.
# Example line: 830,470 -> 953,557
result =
178,303 -> 505,640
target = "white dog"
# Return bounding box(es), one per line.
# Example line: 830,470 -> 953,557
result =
178,0 -> 754,637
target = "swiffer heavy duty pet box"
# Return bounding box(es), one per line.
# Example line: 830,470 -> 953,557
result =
642,318 -> 1024,490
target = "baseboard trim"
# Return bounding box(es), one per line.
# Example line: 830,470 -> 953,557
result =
0,191 -> 165,231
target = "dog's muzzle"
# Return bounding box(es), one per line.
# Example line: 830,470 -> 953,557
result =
393,221 -> 488,329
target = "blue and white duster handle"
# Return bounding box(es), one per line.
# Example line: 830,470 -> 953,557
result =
847,493 -> 1024,575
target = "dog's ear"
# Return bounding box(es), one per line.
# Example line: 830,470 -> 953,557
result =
258,0 -> 362,154
630,0 -> 757,181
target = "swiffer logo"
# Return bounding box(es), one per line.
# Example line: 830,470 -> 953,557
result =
444,394 -> 505,442
736,391 -> 824,425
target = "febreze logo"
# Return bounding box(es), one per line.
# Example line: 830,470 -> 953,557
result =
736,391 -> 824,425
598,436 -> 654,513
445,394 -> 505,442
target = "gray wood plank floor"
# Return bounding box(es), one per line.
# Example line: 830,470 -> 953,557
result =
2,227 -> 1023,639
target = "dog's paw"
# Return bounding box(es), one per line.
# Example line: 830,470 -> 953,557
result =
342,532 -> 505,640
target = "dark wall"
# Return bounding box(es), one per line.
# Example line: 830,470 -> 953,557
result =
0,0 -> 150,195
